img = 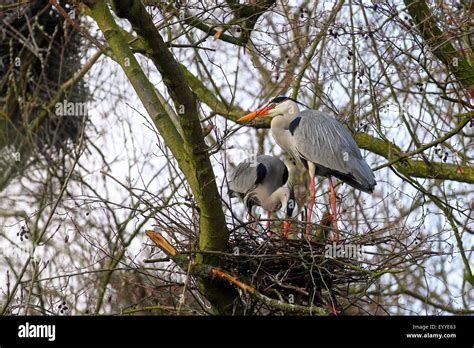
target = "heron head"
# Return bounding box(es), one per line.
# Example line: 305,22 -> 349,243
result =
237,96 -> 299,122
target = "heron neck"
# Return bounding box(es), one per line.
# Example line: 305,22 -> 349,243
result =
261,187 -> 287,212
270,101 -> 301,160
271,115 -> 296,158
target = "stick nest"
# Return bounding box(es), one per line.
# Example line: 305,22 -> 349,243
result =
216,221 -> 435,314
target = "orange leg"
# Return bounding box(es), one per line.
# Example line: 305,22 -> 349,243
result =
283,220 -> 291,238
305,175 -> 315,239
328,176 -> 339,242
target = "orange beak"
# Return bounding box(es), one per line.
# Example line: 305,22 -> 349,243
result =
237,105 -> 273,122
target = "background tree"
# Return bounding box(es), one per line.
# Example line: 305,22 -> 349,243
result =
0,0 -> 472,315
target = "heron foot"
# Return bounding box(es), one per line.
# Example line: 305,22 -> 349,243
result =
282,220 -> 291,238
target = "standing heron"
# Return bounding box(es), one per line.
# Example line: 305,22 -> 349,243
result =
228,155 -> 297,237
237,96 -> 376,242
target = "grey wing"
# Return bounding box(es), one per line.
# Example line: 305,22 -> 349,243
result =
228,160 -> 258,197
254,155 -> 288,191
228,155 -> 287,196
294,110 -> 376,191
294,110 -> 361,172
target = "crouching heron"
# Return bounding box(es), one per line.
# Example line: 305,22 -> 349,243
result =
228,155 -> 298,237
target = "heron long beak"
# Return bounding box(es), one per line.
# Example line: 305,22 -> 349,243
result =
237,105 -> 272,122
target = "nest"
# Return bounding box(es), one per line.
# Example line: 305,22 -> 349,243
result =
147,208 -> 437,315
0,0 -> 89,153
215,219 -> 436,315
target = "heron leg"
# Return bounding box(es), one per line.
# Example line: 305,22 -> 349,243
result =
283,220 -> 291,238
328,176 -> 339,242
266,211 -> 272,237
305,175 -> 315,239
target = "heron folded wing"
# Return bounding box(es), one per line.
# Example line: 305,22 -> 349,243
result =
228,160 -> 259,196
255,155 -> 289,191
293,110 -> 363,176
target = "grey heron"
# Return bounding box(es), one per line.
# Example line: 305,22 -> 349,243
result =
228,155 -> 297,237
237,96 -> 376,242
